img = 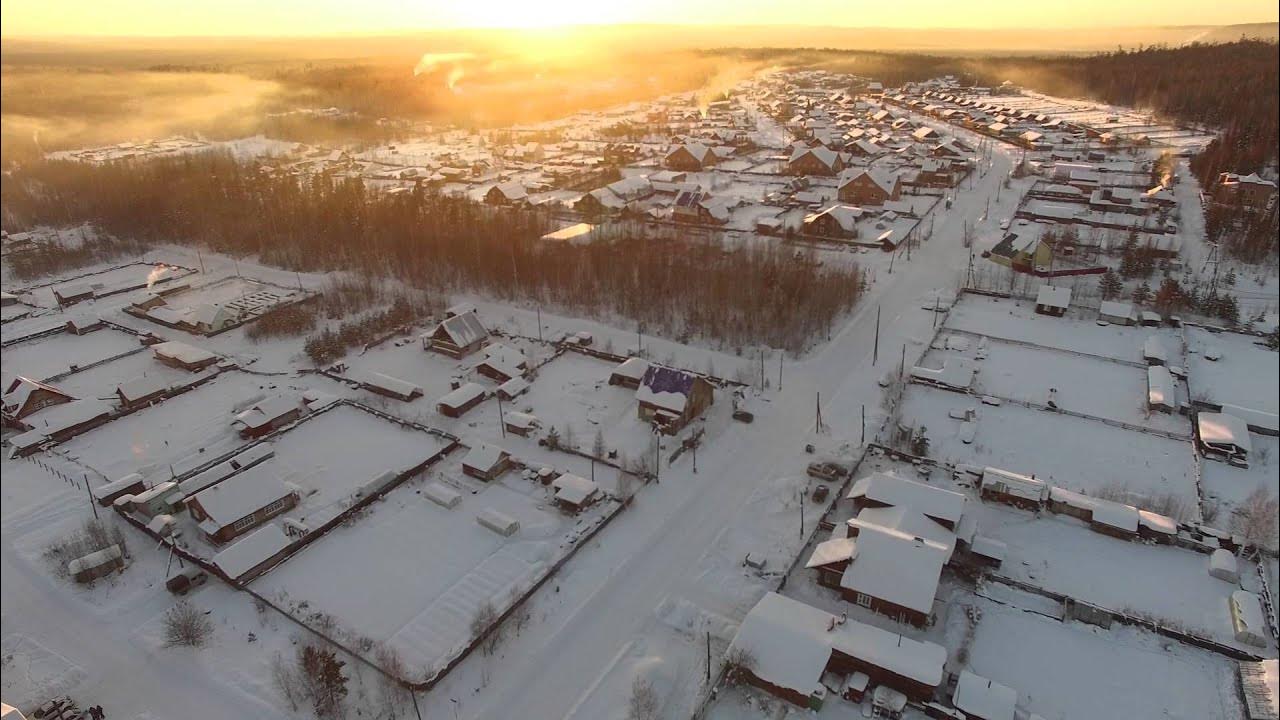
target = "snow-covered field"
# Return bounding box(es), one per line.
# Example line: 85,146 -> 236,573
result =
3,328 -> 144,382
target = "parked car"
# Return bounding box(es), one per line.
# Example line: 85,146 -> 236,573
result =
732,409 -> 755,423
166,566 -> 208,596
806,461 -> 848,482
812,485 -> 830,503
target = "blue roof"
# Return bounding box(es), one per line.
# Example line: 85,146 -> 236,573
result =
640,366 -> 696,396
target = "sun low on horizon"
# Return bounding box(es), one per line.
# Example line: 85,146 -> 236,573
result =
1,0 -> 1276,36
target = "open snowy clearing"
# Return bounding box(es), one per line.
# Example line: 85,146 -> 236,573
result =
898,384 -> 1198,502
1187,326 -> 1279,416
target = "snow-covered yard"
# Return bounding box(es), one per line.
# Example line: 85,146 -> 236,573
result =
3,328 -> 143,382
253,460 -> 618,680
976,503 -> 1256,648
950,593 -> 1243,720
897,385 -> 1198,503
1187,326 -> 1279,416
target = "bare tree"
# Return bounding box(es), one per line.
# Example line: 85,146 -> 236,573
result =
471,600 -> 502,655
1234,487 -> 1279,554
722,645 -> 757,687
271,651 -> 305,711
627,678 -> 660,720
163,600 -> 213,648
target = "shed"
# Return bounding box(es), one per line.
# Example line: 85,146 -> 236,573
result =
551,473 -> 599,513
437,382 -> 486,418
68,544 -> 124,583
503,410 -> 539,437
496,377 -> 530,401
116,374 -> 171,409
428,311 -> 489,358
233,395 -> 301,438
152,341 -> 220,371
953,671 -> 1017,720
92,473 -> 147,506
477,508 -> 520,536
211,524 -> 293,583
1143,336 -> 1168,366
1198,412 -> 1252,461
980,467 -> 1049,510
462,443 -> 512,481
356,371 -> 423,401
1141,310 -> 1162,327
1033,285 -> 1070,316
1147,365 -> 1175,413
1099,301 -> 1136,325
609,357 -> 650,389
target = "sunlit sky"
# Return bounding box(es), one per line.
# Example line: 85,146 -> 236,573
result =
2,0 -> 1276,36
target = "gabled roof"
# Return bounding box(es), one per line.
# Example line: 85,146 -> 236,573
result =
191,465 -> 293,528
636,366 -> 699,414
116,374 -> 171,404
2,376 -> 74,415
433,311 -> 488,347
845,472 -> 966,527
804,204 -> 865,233
839,168 -> 899,196
212,523 -> 291,581
234,395 -> 298,430
552,473 -> 598,505
1035,285 -> 1071,309
840,523 -> 947,616
462,443 -> 509,472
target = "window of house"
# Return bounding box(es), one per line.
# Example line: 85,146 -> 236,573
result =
231,515 -> 257,532
262,498 -> 288,515
856,593 -> 872,608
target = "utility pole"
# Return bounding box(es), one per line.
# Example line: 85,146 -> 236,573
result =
706,631 -> 712,683
777,352 -> 783,391
933,296 -> 940,328
861,404 -> 866,444
900,344 -> 907,379
536,307 -> 543,343
84,474 -> 98,520
196,247 -> 206,274
496,395 -> 506,438
873,306 -> 881,365
815,392 -> 824,434
799,487 -> 805,542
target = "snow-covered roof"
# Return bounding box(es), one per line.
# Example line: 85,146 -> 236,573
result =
612,357 -> 650,381
1210,548 -> 1238,577
953,671 -> 1017,720
504,410 -> 538,429
116,374 -> 170,404
497,377 -> 530,398
424,481 -> 462,508
909,358 -> 976,390
636,366 -> 699,414
851,506 -> 957,562
212,524 -> 291,581
841,524 -> 947,616
805,537 -> 858,568
179,443 -> 275,495
1099,300 -> 1135,320
18,398 -> 111,438
1218,404 -> 1279,435
2,376 -> 73,414
982,467 -> 1049,502
1147,366 -> 1175,408
552,473 -> 599,505
1198,412 -> 1252,455
191,465 -> 293,528
234,395 -> 298,430
152,340 -> 218,366
358,371 -> 422,398
839,168 -> 899,195
1091,499 -> 1139,532
1138,510 -> 1176,535
1034,284 -> 1071,310
1143,336 -> 1168,363
804,204 -> 865,232
462,443 -> 509,473
438,382 -> 486,409
67,544 -> 122,576
727,593 -> 946,698
434,311 -> 488,347
846,472 -> 966,526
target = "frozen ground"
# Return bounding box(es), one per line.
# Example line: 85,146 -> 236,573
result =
1186,326 -> 1279,416
3,328 -> 143,383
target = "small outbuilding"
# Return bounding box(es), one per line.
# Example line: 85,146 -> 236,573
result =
1209,548 -> 1240,583
462,443 -> 512,481
1033,285 -> 1070,317
437,382 -> 487,418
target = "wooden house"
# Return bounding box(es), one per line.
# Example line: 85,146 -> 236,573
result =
635,366 -> 714,434
152,341 -> 221,371
551,473 -> 599,513
1033,285 -> 1070,317
233,395 -> 301,438
664,143 -> 716,171
979,467 -> 1049,510
787,145 -> 845,177
437,382 -> 486,418
609,357 -> 650,389
427,311 -> 489,359
115,375 -> 170,410
838,169 -> 901,206
463,443 -> 513,481
2,377 -> 74,422
187,466 -> 299,544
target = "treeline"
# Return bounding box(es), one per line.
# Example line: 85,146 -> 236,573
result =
1,154 -> 863,352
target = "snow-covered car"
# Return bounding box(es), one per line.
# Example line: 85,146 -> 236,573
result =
806,461 -> 848,482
